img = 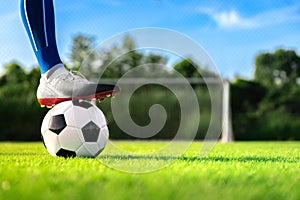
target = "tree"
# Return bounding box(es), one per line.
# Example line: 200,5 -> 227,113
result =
173,58 -> 218,78
4,62 -> 27,84
69,34 -> 169,79
27,67 -> 41,88
254,49 -> 300,86
174,58 -> 199,78
139,53 -> 168,77
231,48 -> 300,140
231,79 -> 267,113
98,36 -> 144,78
0,62 -> 47,141
70,34 -> 96,70
122,35 -> 136,51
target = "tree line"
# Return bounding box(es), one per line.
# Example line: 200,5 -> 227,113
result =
232,48 -> 300,140
0,34 -> 299,140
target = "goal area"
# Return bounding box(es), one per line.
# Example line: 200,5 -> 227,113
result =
95,77 -> 233,142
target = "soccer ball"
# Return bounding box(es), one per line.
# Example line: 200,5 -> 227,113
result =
41,100 -> 109,158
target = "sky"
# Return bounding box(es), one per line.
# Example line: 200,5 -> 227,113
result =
0,0 -> 300,79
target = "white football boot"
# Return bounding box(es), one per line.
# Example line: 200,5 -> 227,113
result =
37,64 -> 119,108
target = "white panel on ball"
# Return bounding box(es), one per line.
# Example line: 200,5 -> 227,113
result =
85,143 -> 102,157
42,130 -> 60,156
58,127 -> 83,151
51,101 -> 73,115
69,106 -> 91,128
76,144 -> 91,157
89,107 -> 107,126
97,126 -> 109,149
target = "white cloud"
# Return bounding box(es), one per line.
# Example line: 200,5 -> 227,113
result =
212,10 -> 254,29
197,4 -> 300,30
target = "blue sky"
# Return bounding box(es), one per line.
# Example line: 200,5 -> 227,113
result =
0,0 -> 300,79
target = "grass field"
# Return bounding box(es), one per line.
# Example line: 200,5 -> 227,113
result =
1,141 -> 300,200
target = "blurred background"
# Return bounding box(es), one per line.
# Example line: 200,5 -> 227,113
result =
0,0 -> 299,141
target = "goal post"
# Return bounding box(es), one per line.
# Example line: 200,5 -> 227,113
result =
221,80 -> 234,142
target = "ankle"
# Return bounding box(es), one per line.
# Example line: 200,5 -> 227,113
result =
42,64 -> 68,80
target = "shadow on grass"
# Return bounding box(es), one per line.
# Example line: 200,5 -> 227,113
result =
0,152 -> 46,156
182,156 -> 300,163
99,154 -> 300,163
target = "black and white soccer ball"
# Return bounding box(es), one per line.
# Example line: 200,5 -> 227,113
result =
41,100 -> 109,158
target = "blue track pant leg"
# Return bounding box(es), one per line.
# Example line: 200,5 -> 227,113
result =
20,0 -> 62,74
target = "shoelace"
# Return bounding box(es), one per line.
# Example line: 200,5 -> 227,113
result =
62,70 -> 89,82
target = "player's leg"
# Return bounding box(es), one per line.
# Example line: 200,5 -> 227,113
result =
20,0 -> 61,74
20,0 -> 119,107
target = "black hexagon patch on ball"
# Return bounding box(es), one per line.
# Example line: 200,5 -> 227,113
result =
72,100 -> 93,109
49,114 -> 67,135
82,121 -> 100,142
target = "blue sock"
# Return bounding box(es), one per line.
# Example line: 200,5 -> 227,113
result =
20,0 -> 62,74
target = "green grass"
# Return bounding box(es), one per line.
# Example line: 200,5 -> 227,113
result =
1,141 -> 300,200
